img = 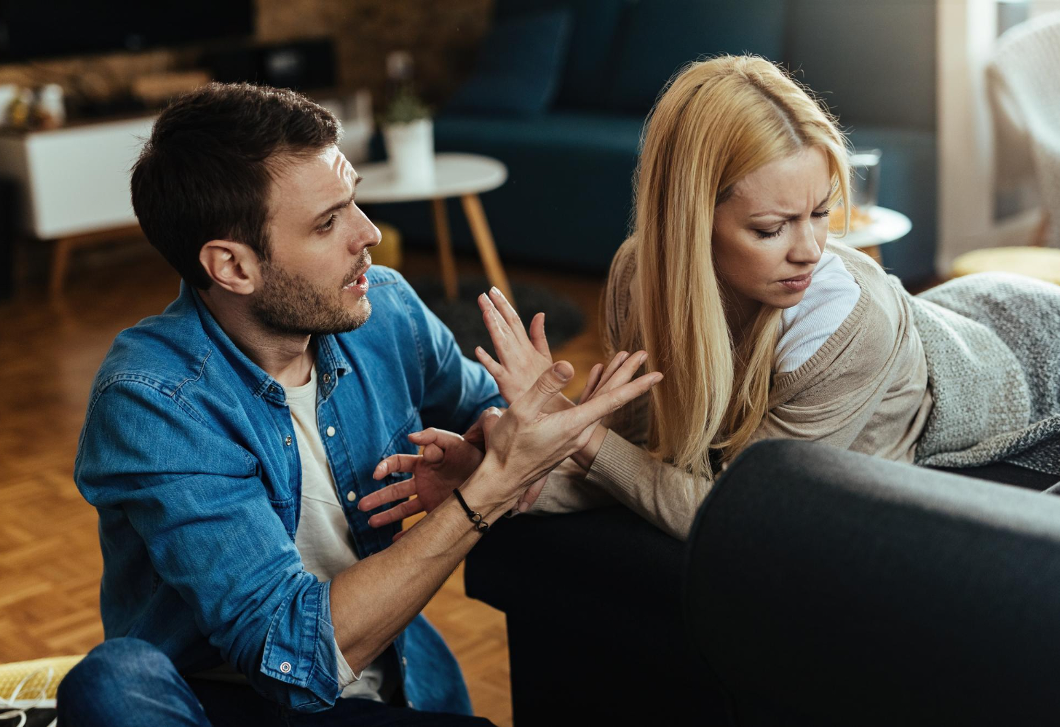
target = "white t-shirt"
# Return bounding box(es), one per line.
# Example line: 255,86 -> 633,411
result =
774,250 -> 861,374
287,365 -> 396,703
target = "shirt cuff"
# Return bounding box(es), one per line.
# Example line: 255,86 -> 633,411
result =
584,428 -> 650,498
334,638 -> 362,689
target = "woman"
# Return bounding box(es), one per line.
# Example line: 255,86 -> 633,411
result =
469,55 -> 1060,540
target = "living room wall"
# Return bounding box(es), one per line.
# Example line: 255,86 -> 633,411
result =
0,0 -> 493,111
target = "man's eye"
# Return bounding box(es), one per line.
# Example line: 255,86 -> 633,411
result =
319,214 -> 336,233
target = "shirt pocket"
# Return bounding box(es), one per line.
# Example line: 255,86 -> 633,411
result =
377,410 -> 422,487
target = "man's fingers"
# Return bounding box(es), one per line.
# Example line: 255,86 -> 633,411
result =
409,428 -> 465,451
480,407 -> 503,446
367,497 -> 425,528
373,453 -> 421,480
488,287 -> 530,345
473,346 -> 503,380
478,294 -> 514,364
422,443 -> 444,464
359,477 -> 419,512
528,312 -> 551,359
562,371 -> 663,433
512,361 -> 574,417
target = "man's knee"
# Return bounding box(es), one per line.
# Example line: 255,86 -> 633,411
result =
58,638 -> 176,711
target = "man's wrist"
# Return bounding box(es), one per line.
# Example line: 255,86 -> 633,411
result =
456,457 -> 519,523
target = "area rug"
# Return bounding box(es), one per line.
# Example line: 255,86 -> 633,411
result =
405,276 -> 585,359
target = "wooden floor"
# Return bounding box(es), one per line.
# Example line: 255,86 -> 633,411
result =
0,236 -> 607,726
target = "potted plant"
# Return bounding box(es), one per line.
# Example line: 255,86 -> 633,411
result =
380,85 -> 435,186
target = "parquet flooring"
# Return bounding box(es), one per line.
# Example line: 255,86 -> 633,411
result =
0,235 -> 607,726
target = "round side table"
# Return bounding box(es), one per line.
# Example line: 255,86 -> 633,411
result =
831,206 -> 912,265
355,153 -> 513,304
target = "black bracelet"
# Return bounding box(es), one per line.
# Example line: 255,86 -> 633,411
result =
452,488 -> 490,534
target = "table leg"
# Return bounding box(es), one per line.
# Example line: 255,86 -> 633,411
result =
49,237 -> 75,301
461,194 -> 514,307
430,198 -> 459,301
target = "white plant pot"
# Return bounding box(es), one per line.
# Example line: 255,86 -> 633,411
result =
383,119 -> 435,186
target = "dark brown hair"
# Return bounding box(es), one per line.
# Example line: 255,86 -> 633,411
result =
131,82 -> 340,289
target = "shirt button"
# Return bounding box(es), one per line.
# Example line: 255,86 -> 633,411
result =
402,656 -> 408,667
284,435 -> 292,446
322,373 -> 332,384
326,426 -> 336,437
280,661 -> 291,673
346,491 -> 357,503
268,385 -> 277,393
408,701 -> 415,709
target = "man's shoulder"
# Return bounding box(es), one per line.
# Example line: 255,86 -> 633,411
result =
93,296 -> 212,401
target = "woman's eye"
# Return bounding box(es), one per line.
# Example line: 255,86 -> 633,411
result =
811,209 -> 831,219
754,224 -> 785,239
319,214 -> 337,233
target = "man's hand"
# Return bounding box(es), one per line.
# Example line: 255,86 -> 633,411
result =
359,428 -> 486,540
474,287 -> 559,409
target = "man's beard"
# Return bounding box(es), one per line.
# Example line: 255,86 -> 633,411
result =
250,257 -> 372,336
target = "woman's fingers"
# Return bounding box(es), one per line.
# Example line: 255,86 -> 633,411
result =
596,351 -> 647,396
593,350 -> 631,398
528,312 -> 551,359
478,294 -> 515,365
488,287 -> 530,346
562,371 -> 663,434
518,476 -> 547,513
358,477 -> 419,511
367,497 -> 425,528
373,453 -> 421,480
578,363 -> 604,404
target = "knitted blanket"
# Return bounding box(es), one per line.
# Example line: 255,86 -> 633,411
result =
909,272 -> 1060,475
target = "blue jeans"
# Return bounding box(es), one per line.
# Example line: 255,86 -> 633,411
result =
57,639 -> 494,727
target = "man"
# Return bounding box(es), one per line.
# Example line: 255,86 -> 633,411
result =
58,83 -> 657,725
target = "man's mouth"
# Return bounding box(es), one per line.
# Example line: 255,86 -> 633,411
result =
342,257 -> 372,291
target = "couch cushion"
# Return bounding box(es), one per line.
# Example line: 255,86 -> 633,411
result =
446,8 -> 573,116
496,0 -> 627,110
607,0 -> 787,113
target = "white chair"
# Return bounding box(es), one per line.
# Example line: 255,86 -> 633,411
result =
985,11 -> 1060,247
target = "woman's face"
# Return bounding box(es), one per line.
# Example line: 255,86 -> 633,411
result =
712,146 -> 833,327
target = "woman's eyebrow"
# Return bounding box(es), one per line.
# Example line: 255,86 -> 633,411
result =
748,193 -> 833,219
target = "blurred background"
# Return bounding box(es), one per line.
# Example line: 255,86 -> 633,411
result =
1,1 -> 1058,725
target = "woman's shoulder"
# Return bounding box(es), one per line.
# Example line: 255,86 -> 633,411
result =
775,249 -> 862,373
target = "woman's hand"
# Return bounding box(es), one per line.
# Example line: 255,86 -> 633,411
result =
359,428 -> 487,541
474,287 -> 556,407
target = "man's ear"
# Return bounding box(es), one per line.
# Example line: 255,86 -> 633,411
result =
199,239 -> 261,295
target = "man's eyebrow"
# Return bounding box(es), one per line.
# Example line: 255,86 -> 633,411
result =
312,177 -> 362,223
748,193 -> 833,219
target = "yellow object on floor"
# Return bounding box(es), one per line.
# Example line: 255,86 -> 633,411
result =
0,655 -> 83,701
372,222 -> 403,270
951,246 -> 1060,285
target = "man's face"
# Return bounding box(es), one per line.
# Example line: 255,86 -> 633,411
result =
250,145 -> 380,336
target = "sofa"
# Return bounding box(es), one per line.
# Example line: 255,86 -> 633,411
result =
464,441 -> 1060,725
370,0 -> 939,285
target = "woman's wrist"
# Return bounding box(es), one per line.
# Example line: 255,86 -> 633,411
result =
571,425 -> 608,471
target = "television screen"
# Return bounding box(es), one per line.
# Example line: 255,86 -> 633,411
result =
0,1 -> 255,61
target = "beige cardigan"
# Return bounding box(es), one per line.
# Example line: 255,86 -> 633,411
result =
533,239 -> 934,540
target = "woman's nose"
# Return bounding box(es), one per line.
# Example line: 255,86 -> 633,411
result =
790,220 -> 823,264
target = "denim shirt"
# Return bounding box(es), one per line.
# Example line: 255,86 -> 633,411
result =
74,266 -> 505,713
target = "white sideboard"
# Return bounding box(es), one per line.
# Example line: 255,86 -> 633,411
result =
0,116 -> 153,240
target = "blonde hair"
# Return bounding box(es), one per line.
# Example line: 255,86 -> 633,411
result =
625,55 -> 851,480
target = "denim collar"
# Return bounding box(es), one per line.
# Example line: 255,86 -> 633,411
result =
181,281 -> 351,405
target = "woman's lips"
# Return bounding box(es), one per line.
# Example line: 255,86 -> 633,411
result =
779,273 -> 812,292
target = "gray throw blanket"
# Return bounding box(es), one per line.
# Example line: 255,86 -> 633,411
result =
909,272 -> 1060,475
